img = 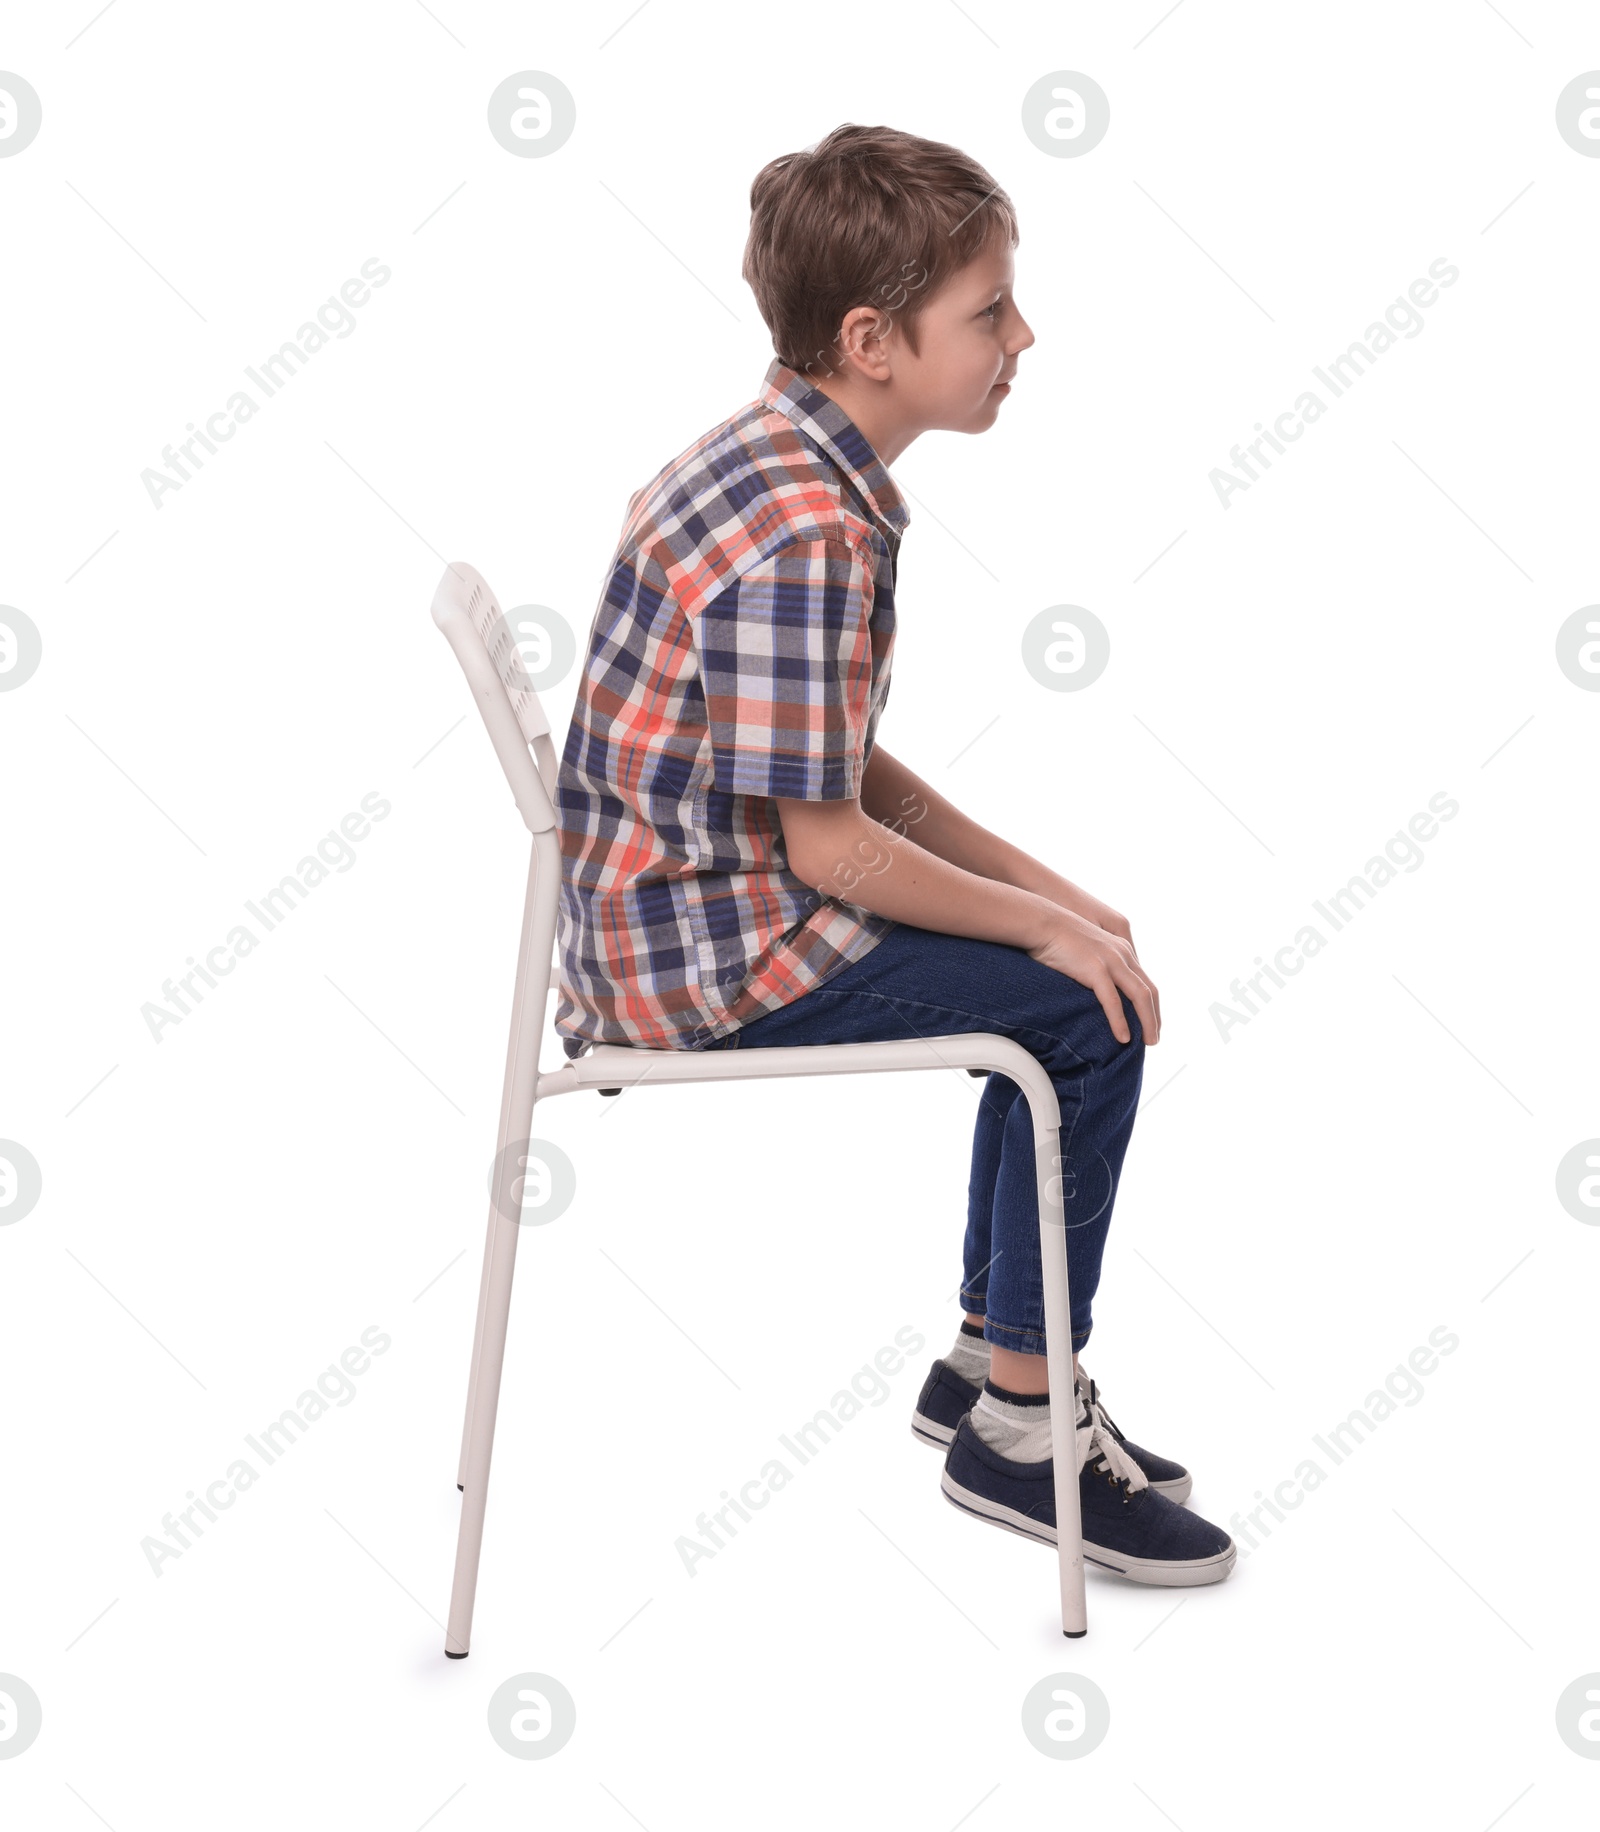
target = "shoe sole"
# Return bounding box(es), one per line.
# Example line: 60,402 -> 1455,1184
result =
939,1469 -> 1235,1586
914,1411 -> 1194,1507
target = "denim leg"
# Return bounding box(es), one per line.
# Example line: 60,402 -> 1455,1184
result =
959,1073 -> 1014,1320
689,924 -> 1145,1355
974,995 -> 1144,1356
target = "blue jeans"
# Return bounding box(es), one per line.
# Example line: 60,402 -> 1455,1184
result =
694,922 -> 1145,1354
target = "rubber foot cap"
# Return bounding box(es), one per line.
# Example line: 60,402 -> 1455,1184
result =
1064,1628 -> 1087,1638
445,1648 -> 468,1659
457,1483 -> 463,1492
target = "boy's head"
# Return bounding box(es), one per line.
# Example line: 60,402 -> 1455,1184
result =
742,123 -> 1034,458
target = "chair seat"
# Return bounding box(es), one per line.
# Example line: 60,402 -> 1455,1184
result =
554,1034 -> 1045,1099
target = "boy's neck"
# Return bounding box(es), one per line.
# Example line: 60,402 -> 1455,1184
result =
809,372 -> 918,467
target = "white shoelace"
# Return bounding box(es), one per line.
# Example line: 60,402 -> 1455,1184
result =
1076,1367 -> 1148,1491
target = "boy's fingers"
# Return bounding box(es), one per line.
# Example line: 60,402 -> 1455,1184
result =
1095,979 -> 1131,1044
1112,960 -> 1160,1045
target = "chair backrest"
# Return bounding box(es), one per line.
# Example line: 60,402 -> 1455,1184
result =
429,561 -> 561,837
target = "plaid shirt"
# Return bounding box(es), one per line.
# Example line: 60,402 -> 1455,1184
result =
553,357 -> 909,1057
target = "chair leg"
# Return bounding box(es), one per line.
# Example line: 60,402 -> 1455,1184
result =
446,849 -> 551,1658
446,1189 -> 524,1656
456,1208 -> 496,1492
1032,1131 -> 1088,1636
456,901 -> 554,1491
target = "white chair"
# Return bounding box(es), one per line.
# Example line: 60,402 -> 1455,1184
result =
430,559 -> 1090,1656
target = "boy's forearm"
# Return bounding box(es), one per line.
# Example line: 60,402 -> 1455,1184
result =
860,744 -> 1078,906
804,807 -> 1057,950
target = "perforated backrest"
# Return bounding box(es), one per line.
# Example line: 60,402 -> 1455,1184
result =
429,561 -> 561,836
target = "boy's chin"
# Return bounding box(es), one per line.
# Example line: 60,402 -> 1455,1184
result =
930,394 -> 1008,434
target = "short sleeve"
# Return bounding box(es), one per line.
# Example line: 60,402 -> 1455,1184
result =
693,535 -> 875,801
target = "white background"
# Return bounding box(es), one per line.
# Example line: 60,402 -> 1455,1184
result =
3,0 -> 1598,1822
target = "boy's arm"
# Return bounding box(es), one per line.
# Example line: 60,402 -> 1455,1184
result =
858,743 -> 1135,945
774,762 -> 1159,1045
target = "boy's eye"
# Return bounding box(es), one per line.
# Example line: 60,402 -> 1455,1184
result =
980,300 -> 999,318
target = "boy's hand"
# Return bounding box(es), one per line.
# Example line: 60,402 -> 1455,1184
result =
1044,879 -> 1134,948
1025,906 -> 1161,1047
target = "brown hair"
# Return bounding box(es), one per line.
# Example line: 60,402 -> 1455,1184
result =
742,123 -> 1018,381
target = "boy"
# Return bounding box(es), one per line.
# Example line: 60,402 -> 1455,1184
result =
555,124 -> 1235,1586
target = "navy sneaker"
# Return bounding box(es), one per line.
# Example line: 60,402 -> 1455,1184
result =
1077,1365 -> 1192,1507
940,1410 -> 1235,1587
913,1358 -> 1194,1506
910,1358 -> 983,1449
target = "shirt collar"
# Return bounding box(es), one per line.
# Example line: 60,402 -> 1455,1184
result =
758,357 -> 910,545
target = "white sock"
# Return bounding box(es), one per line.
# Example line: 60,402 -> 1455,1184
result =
944,1321 -> 990,1387
969,1377 -> 1088,1464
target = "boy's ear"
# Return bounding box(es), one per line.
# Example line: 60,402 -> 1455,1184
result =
835,305 -> 895,379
